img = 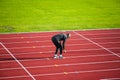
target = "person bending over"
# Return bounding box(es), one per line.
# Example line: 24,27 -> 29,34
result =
51,33 -> 71,59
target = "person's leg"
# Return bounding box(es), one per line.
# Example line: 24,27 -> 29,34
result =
52,39 -> 59,58
53,47 -> 59,58
59,43 -> 63,58
55,47 -> 59,54
59,44 -> 62,55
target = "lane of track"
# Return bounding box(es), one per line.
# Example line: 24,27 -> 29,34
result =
76,30 -> 120,56
34,69 -> 120,80
0,55 -> 120,79
0,29 -> 119,39
1,38 -> 120,50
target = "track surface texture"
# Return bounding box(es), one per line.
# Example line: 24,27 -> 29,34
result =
0,29 -> 120,80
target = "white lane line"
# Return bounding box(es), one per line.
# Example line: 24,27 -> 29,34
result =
3,40 -> 50,44
73,31 -> 120,58
0,39 -> 120,50
0,75 -> 29,80
0,42 -> 36,80
34,68 -> 120,77
100,78 -> 120,80
0,53 -> 115,63
0,60 -> 120,71
0,35 -> 51,39
2,37 -> 120,45
0,68 -> 120,79
0,47 -> 119,56
0,31 -> 120,39
2,38 -> 81,44
0,43 -> 98,50
80,36 -> 120,40
0,42 -> 120,50
83,32 -> 120,35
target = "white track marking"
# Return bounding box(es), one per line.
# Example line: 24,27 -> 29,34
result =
0,53 -> 116,63
0,31 -> 120,39
4,40 -> 50,44
0,42 -> 36,80
2,38 -> 81,44
73,31 -> 120,58
0,41 -> 120,50
0,42 -> 106,50
100,78 -> 120,80
0,75 -> 29,80
1,36 -> 120,45
0,39 -> 87,44
82,32 -> 120,35
0,47 -> 119,56
89,37 -> 120,40
0,68 -> 120,79
33,68 -> 120,76
0,28 -> 119,34
0,53 -> 115,63
0,60 -> 120,71
0,35 -> 51,39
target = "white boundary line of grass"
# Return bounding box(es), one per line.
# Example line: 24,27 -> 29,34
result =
0,28 -> 119,34
0,68 -> 120,79
0,42 -> 36,80
73,31 -> 120,58
0,60 -> 120,71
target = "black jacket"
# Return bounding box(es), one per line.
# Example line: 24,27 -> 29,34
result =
52,33 -> 68,49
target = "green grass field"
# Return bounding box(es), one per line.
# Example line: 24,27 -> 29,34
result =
0,0 -> 120,33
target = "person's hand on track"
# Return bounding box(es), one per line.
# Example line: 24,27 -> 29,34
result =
63,50 -> 66,53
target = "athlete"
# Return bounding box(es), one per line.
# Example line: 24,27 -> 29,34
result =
51,33 -> 71,59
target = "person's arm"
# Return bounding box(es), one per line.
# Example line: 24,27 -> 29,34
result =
62,39 -> 66,49
62,40 -> 66,53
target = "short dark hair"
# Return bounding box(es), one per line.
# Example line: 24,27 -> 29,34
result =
67,33 -> 70,38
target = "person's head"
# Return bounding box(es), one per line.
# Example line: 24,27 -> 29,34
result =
66,33 -> 71,38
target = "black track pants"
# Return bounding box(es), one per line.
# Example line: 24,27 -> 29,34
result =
52,38 -> 62,55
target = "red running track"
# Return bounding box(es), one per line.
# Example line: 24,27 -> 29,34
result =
0,29 -> 120,80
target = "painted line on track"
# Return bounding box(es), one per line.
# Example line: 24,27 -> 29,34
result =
0,47 -> 120,56
1,41 -> 120,50
0,42 -> 36,80
100,78 -> 120,80
1,36 -> 120,45
73,31 -> 120,58
0,52 -> 116,63
33,68 -> 120,77
0,31 -> 120,39
0,60 -> 120,71
0,68 -> 120,79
